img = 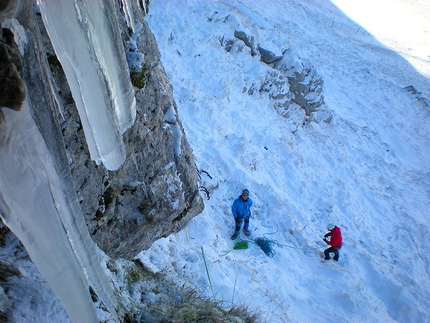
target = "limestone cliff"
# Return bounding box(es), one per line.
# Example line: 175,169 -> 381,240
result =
0,0 -> 203,260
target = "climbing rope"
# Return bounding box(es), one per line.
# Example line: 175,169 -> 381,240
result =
201,247 -> 216,301
254,237 -> 276,257
262,231 -> 325,249
219,232 -> 325,257
279,240 -> 325,251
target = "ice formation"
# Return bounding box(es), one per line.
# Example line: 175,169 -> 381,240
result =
122,0 -> 137,32
38,0 -> 136,171
164,107 -> 182,155
0,101 -> 118,322
0,0 -> 140,319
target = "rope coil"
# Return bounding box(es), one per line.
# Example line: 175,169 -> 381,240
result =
254,237 -> 276,257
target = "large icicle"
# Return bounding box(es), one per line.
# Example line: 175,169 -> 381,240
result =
122,0 -> 137,32
0,101 -> 112,322
37,0 -> 136,170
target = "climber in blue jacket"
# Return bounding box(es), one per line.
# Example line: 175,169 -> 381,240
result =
231,189 -> 253,240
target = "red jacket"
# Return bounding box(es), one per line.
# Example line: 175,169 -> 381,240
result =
325,226 -> 342,248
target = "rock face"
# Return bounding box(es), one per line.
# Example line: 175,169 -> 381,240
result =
0,26 -> 25,111
1,1 -> 203,259
220,26 -> 332,128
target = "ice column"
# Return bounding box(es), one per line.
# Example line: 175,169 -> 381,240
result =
122,0 -> 137,32
0,101 -> 118,322
37,0 -> 136,170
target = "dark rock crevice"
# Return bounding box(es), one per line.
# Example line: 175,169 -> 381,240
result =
0,26 -> 25,111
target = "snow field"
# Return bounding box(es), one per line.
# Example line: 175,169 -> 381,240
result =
142,1 -> 430,322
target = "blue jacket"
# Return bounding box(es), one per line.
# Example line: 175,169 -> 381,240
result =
232,196 -> 253,219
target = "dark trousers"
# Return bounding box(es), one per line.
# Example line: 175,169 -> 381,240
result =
324,246 -> 340,261
234,216 -> 249,235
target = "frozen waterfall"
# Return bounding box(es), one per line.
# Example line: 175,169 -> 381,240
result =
0,100 -> 118,322
0,0 -> 137,319
38,0 -> 136,171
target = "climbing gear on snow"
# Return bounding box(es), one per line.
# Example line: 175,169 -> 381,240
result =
233,240 -> 249,250
221,231 -> 327,258
254,237 -> 276,257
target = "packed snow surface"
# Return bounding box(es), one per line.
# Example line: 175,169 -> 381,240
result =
139,0 -> 430,322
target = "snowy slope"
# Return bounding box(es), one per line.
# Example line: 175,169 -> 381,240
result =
140,0 -> 430,322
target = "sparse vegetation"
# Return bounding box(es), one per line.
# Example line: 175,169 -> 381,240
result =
113,259 -> 260,323
141,284 -> 260,323
131,63 -> 148,89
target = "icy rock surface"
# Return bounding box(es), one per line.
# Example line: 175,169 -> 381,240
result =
38,0 -> 136,170
0,0 -> 204,319
0,102 -> 117,322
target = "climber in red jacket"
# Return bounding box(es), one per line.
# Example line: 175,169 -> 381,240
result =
323,224 -> 343,261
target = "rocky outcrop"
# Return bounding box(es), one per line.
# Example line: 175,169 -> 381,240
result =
404,85 -> 429,109
0,0 -> 203,260
219,27 -> 332,127
0,26 -> 25,111
272,48 -> 326,117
